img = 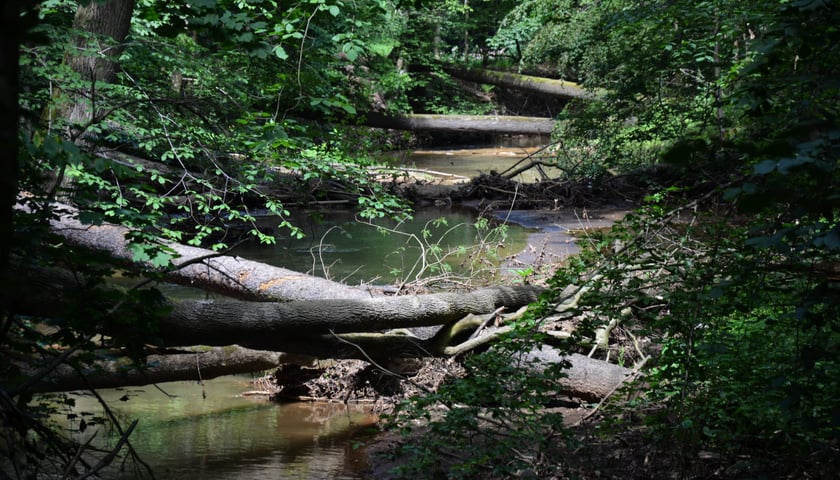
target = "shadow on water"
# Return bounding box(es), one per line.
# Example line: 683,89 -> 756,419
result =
54,376 -> 377,479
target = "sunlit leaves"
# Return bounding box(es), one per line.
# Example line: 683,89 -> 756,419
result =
272,44 -> 289,59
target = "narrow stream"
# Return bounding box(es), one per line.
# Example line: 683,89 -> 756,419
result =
52,145 -> 622,479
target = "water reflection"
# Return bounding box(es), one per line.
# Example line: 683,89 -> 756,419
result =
58,376 -> 376,479
236,207 -> 534,285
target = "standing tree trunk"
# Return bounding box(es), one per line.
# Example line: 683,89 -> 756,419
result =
62,0 -> 135,136
49,0 -> 134,200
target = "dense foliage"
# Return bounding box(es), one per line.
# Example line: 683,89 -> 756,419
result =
387,0 -> 840,477
2,0 -> 838,477
4,0 -> 418,476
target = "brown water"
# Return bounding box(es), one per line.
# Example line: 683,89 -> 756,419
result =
55,376 -> 377,479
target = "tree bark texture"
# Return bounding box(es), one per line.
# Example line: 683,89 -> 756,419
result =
162,286 -> 543,348
23,346 -> 289,393
18,204 -> 633,402
68,0 -> 134,83
524,347 -> 632,402
446,67 -> 599,101
13,263 -> 541,355
13,246 -> 629,401
364,113 -> 556,135
26,345 -> 630,402
46,203 -> 371,301
63,0 -> 135,127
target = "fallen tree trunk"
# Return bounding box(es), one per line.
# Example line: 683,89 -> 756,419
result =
16,257 -> 542,357
525,347 -> 631,402
14,202 -> 632,402
162,286 -> 542,347
26,345 -> 630,403
445,67 -> 600,101
25,346 -> 292,394
43,202 -> 371,301
14,258 -> 631,402
363,113 -> 555,135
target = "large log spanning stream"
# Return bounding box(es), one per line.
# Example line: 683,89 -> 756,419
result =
363,69 -> 600,135
364,112 -> 556,135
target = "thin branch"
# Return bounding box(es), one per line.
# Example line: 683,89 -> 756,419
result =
63,429 -> 98,478
498,140 -> 564,179
74,370 -> 156,479
467,307 -> 506,341
8,338 -> 91,397
73,420 -> 138,480
128,237 -> 249,292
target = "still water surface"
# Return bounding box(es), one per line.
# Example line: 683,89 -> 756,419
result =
235,206 -> 536,285
232,144 -> 571,285
61,376 -> 376,479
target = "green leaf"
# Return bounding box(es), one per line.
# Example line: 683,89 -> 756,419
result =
777,156 -> 810,174
127,243 -> 151,263
753,160 -> 777,175
368,41 -> 396,57
150,251 -> 173,268
273,45 -> 288,60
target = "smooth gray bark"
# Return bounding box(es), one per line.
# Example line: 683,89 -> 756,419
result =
364,113 -> 556,135
162,286 -> 543,347
25,346 -> 290,393
524,347 -> 632,401
19,204 -> 630,402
